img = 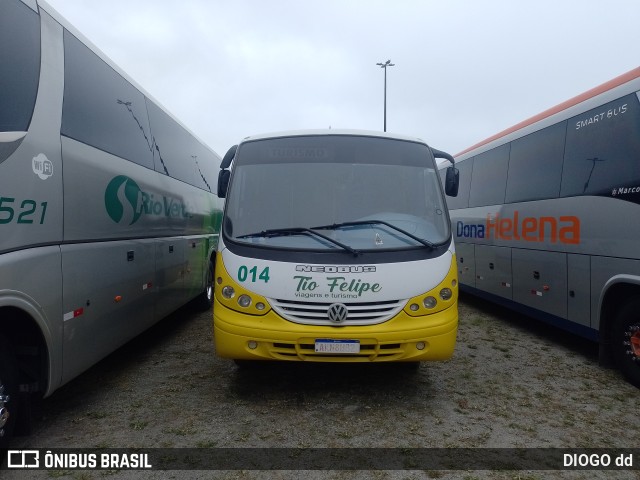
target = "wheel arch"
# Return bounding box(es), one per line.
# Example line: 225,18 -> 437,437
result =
597,276 -> 640,366
0,299 -> 54,398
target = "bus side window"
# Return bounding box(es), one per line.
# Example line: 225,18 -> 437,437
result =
561,94 -> 640,197
61,30 -> 154,169
506,122 -> 566,203
468,144 -> 509,208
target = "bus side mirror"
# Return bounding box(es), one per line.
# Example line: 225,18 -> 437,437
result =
445,166 -> 459,197
217,169 -> 230,198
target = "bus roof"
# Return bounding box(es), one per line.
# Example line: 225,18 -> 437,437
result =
239,129 -> 431,145
456,66 -> 640,158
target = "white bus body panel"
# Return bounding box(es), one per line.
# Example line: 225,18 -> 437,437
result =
219,238 -> 456,303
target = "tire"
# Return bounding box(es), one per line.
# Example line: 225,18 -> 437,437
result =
611,297 -> 640,388
0,335 -> 18,449
197,259 -> 215,311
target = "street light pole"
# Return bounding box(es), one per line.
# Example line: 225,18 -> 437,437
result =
376,59 -> 394,132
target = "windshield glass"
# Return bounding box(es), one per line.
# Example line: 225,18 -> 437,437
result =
223,135 -> 450,251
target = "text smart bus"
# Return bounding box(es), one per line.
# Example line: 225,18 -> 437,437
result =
440,67 -> 640,387
214,130 -> 460,366
0,0 -> 222,445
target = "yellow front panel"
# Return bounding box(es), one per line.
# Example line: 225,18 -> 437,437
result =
213,254 -> 458,363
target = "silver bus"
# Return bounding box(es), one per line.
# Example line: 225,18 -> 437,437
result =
440,67 -> 640,387
0,0 -> 223,445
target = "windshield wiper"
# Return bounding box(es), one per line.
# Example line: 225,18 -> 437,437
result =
311,220 -> 436,249
237,227 -> 360,256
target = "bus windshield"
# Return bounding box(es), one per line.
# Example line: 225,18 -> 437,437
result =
223,135 -> 450,251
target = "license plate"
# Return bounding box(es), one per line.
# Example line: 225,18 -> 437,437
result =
315,339 -> 360,354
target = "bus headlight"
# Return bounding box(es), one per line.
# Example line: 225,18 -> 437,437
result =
403,255 -> 458,317
215,258 -> 271,316
423,296 -> 437,309
439,288 -> 453,301
238,294 -> 252,308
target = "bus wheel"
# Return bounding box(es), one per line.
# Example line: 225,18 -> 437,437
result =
0,335 -> 18,448
612,297 -> 640,388
198,259 -> 215,311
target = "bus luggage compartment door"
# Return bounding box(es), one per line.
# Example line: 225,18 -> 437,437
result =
567,254 -> 590,327
61,240 -> 155,384
512,248 -> 567,319
474,245 -> 512,300
455,242 -> 476,288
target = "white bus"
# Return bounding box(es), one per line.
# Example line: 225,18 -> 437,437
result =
214,130 -> 460,367
0,0 -> 223,445
441,67 -> 640,387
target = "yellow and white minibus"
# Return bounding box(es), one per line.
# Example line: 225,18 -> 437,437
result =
214,130 -> 459,366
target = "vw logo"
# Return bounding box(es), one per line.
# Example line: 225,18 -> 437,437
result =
327,303 -> 348,323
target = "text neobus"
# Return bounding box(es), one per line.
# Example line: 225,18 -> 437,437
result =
456,212 -> 580,245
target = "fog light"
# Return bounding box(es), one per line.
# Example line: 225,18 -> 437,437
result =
416,341 -> 426,351
238,294 -> 252,308
221,286 -> 235,299
409,303 -> 419,311
248,340 -> 258,350
440,288 -> 453,300
423,296 -> 437,309
256,302 -> 266,311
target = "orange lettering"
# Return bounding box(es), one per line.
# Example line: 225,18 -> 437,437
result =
499,218 -> 513,240
486,215 -> 498,239
559,216 -> 580,244
484,213 -> 581,245
522,218 -> 537,241
539,217 -> 558,243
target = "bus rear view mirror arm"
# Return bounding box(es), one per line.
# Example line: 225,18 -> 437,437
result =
220,145 -> 237,169
431,148 -> 455,165
217,145 -> 238,198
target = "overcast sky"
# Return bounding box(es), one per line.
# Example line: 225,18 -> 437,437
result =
45,0 -> 640,158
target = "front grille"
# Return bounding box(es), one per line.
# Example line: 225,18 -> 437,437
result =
270,298 -> 405,326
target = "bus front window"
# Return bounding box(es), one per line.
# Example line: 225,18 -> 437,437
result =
223,135 -> 450,251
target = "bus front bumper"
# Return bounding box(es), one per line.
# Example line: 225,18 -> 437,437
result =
213,299 -> 458,363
